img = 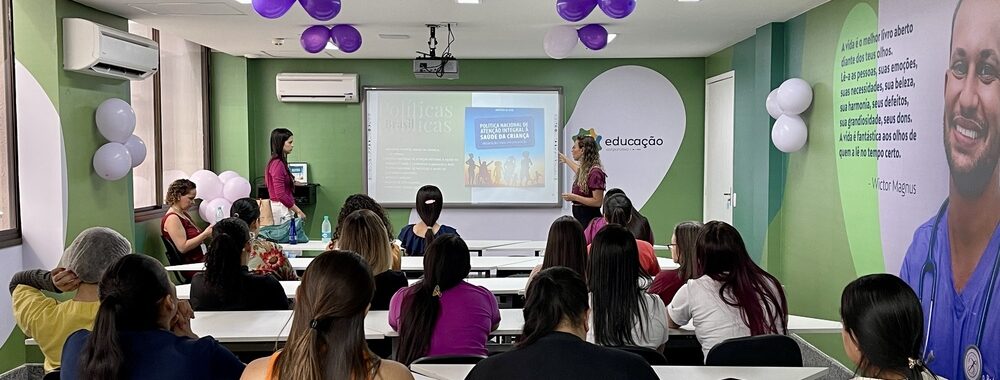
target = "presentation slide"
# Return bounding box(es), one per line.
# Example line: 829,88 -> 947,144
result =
365,88 -> 561,207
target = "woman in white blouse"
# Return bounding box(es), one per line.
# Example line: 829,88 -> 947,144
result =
667,221 -> 788,359
587,224 -> 670,350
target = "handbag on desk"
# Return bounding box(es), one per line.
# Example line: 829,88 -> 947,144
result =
258,218 -> 310,244
256,199 -> 275,226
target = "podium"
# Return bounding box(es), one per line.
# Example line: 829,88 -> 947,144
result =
255,183 -> 319,206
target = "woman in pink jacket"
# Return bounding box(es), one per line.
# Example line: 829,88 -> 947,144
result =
265,128 -> 306,222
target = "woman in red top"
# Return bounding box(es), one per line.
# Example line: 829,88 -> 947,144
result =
265,128 -> 306,222
559,136 -> 606,228
648,221 -> 703,304
161,179 -> 213,279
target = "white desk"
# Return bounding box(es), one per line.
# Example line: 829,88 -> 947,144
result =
410,364 -> 828,380
175,277 -> 531,300
486,240 -> 673,256
368,309 -> 525,338
165,256 -> 539,273
463,240 -> 527,253
495,256 -> 679,271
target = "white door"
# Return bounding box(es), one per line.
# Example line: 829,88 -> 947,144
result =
704,72 -> 735,224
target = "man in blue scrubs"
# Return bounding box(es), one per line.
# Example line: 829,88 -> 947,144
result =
900,1 -> 1000,379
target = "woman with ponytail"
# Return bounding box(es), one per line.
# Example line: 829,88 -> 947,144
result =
61,255 -> 244,380
840,274 -> 940,380
583,188 -> 655,245
468,267 -> 657,380
588,194 -> 660,276
397,185 -> 459,256
667,221 -> 787,358
389,235 -> 499,365
241,251 -> 413,380
190,218 -> 288,311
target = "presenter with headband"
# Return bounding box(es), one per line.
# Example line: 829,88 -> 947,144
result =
900,1 -> 1000,379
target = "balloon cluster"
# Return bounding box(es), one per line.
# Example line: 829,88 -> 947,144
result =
252,0 -> 341,21
301,24 -> 362,54
767,78 -> 813,153
172,169 -> 253,224
93,99 -> 147,181
545,0 -> 636,59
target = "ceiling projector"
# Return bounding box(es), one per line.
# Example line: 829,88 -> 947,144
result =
414,24 -> 459,80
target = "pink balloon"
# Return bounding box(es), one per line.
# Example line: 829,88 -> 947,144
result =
205,198 -> 234,224
190,170 -> 223,201
223,178 -> 252,202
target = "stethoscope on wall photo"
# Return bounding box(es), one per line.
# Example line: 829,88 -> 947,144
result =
918,199 -> 1000,380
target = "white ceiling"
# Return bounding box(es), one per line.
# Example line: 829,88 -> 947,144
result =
71,0 -> 829,59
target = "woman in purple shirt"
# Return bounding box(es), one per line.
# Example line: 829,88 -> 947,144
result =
559,136 -> 606,228
389,235 -> 500,364
265,128 -> 306,222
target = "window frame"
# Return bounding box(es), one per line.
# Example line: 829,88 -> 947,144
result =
133,30 -> 212,222
0,0 -> 21,248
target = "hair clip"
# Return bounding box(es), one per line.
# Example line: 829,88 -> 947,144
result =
424,199 -> 437,205
309,319 -> 322,330
907,357 -> 922,369
432,285 -> 442,297
233,213 -> 240,218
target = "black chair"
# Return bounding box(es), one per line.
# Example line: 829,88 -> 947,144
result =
410,355 -> 487,365
161,236 -> 191,284
613,346 -> 669,365
42,369 -> 60,380
705,335 -> 802,367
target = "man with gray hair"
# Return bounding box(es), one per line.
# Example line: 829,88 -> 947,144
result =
9,227 -> 130,375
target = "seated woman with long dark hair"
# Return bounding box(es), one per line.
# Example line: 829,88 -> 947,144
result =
667,221 -> 788,358
389,235 -> 500,365
230,198 -> 297,281
583,188 -> 654,244
61,255 -> 245,380
190,218 -> 289,311
529,216 -> 589,279
397,185 -> 459,256
467,267 -> 657,380
588,194 -> 660,276
648,221 -> 703,304
587,225 -> 670,350
241,251 -> 413,380
840,274 -> 939,380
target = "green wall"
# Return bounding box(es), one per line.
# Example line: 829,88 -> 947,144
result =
706,0 -> 883,367
212,58 -> 707,243
4,0 -> 136,372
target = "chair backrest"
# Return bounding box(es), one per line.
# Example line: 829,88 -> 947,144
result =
705,334 -> 803,367
160,236 -> 185,266
612,346 -> 669,365
409,355 -> 487,365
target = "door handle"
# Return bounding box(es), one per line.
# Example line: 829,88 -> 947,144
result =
722,192 -> 737,209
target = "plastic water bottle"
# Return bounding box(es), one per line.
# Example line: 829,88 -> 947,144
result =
321,216 -> 332,243
288,216 -> 298,245
215,207 -> 224,223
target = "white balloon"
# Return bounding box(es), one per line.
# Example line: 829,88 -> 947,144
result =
766,88 -> 785,119
544,25 -> 579,59
190,170 -> 223,201
205,198 -> 233,224
92,142 -> 132,180
123,135 -> 147,168
223,177 -> 252,202
771,115 -> 808,153
95,98 -> 136,143
218,171 -> 242,184
777,78 -> 813,115
198,198 -> 212,221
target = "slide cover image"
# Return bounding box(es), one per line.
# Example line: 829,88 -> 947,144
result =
464,107 -> 546,188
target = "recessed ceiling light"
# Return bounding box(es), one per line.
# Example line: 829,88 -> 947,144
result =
456,0 -> 481,4
379,33 -> 411,40
607,33 -> 618,43
678,0 -> 700,2
234,0 -> 252,4
326,41 -> 339,51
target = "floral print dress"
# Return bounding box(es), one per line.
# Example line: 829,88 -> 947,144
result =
246,238 -> 298,281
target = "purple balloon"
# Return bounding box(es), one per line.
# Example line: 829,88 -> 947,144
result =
251,0 -> 295,19
299,0 -> 342,21
578,24 -> 608,50
300,25 -> 331,54
556,0 -> 598,22
330,25 -> 362,53
598,0 -> 635,19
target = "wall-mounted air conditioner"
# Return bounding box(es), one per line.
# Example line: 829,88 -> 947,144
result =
63,18 -> 159,81
275,73 -> 359,103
